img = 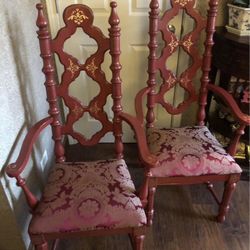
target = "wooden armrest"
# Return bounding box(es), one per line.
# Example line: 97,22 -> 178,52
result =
119,112 -> 158,168
207,84 -> 250,125
135,87 -> 151,124
6,117 -> 53,178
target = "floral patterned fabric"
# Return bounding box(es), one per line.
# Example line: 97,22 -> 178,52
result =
29,159 -> 146,234
147,126 -> 242,177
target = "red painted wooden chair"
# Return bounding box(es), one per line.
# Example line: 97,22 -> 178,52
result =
5,3 -> 157,250
135,0 -> 250,226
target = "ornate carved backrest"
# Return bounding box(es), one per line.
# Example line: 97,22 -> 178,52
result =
36,3 -> 123,162
146,0 -> 218,127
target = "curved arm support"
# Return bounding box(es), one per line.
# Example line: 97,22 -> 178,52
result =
207,84 -> 250,125
135,87 -> 151,124
119,112 -> 158,168
227,123 -> 246,156
6,117 -> 53,178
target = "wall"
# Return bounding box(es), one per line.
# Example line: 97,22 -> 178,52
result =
0,0 -> 54,249
216,0 -> 229,26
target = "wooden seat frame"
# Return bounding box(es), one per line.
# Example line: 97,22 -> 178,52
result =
5,2 -> 157,250
135,0 -> 250,226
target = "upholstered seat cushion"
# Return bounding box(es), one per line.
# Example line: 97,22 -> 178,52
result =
29,159 -> 146,234
147,126 -> 242,177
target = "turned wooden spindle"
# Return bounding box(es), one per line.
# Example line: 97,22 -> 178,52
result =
198,0 -> 218,125
139,168 -> 152,207
134,235 -> 145,250
217,174 -> 240,223
36,4 -> 65,162
227,124 -> 246,156
147,185 -> 156,226
146,0 -> 159,128
206,182 -> 220,205
35,242 -> 48,250
16,176 -> 38,210
109,2 -> 123,159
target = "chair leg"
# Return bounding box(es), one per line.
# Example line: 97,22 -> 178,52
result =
139,178 -> 149,208
217,176 -> 239,223
139,169 -> 152,208
35,242 -> 49,250
132,234 -> 145,250
52,239 -> 59,250
147,186 -> 156,226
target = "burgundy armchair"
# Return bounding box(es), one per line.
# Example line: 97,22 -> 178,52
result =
5,3 -> 157,250
135,0 -> 250,226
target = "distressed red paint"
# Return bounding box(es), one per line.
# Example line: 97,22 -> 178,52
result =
5,3 -> 157,250
136,0 -> 249,226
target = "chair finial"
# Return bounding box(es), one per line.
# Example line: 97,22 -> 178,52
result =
150,0 -> 159,9
36,3 -> 48,28
109,1 -> 119,26
36,3 -> 43,9
110,1 -> 117,8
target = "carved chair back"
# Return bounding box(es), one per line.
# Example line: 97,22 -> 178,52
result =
37,3 -> 123,162
144,0 -> 218,128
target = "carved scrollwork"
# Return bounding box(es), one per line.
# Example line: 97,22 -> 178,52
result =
168,35 -> 179,53
182,35 -> 193,52
67,8 -> 89,25
174,0 -> 193,7
155,0 -> 206,115
90,102 -> 101,114
165,75 -> 176,89
52,4 -> 113,145
179,74 -> 191,88
86,58 -> 98,77
67,59 -> 80,77
72,105 -> 84,117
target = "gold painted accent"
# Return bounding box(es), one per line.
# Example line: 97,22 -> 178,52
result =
67,8 -> 89,25
90,102 -> 101,114
174,0 -> 193,7
180,75 -> 190,87
72,105 -> 83,117
182,35 -> 193,52
67,59 -> 80,77
169,36 -> 179,53
166,75 -> 176,88
86,58 -> 98,77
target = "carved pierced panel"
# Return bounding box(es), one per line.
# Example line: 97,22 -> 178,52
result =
52,4 -> 112,145
155,0 -> 207,114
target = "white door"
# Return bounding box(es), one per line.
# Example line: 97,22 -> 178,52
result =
45,0 -> 185,142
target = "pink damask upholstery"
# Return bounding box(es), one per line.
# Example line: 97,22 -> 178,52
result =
29,159 -> 146,234
147,126 -> 242,177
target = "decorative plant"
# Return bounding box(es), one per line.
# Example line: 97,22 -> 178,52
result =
231,0 -> 250,8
